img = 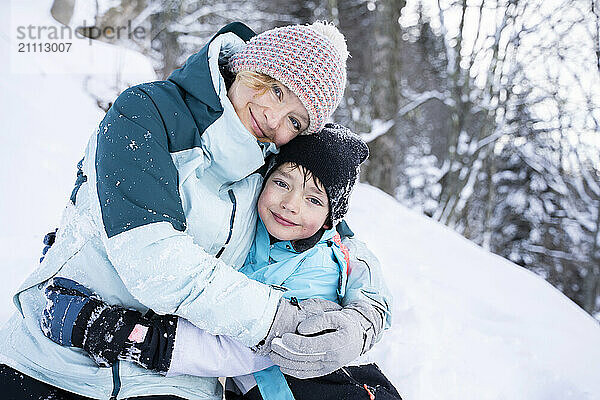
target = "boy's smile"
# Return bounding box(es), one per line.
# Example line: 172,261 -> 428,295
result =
270,211 -> 298,227
258,163 -> 330,242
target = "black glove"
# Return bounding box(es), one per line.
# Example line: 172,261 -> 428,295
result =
42,277 -> 142,367
119,311 -> 178,374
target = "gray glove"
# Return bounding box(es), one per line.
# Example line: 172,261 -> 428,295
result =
269,301 -> 383,378
255,297 -> 342,356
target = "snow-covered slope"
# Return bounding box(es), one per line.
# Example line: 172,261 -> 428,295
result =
0,0 -> 156,329
1,1 -> 599,399
346,184 -> 600,399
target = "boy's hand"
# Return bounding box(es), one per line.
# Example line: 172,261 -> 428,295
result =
255,297 -> 342,356
41,277 -> 141,367
269,301 -> 383,378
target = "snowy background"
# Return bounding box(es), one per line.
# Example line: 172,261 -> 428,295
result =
1,1 -> 600,399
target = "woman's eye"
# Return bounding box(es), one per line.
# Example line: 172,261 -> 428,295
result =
289,117 -> 301,131
308,197 -> 323,206
272,85 -> 282,100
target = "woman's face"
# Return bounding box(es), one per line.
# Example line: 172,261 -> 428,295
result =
228,79 -> 310,147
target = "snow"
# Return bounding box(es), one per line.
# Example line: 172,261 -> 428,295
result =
360,119 -> 395,143
1,1 -> 599,399
347,184 -> 600,399
0,0 -> 156,329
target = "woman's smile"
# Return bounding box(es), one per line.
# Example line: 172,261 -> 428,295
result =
249,108 -> 268,141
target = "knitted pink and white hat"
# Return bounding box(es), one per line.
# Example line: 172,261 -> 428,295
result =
229,21 -> 348,134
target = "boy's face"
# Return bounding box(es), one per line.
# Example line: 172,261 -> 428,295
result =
258,163 -> 330,241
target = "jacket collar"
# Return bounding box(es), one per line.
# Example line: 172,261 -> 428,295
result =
291,228 -> 327,252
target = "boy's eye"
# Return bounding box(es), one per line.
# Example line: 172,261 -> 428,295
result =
289,117 -> 301,132
272,85 -> 283,100
273,179 -> 288,189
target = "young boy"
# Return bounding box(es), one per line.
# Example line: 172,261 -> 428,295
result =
42,124 -> 402,400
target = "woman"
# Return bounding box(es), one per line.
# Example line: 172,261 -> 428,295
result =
0,21 -> 391,400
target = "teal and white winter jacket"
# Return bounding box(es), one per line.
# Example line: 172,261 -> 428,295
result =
0,22 -> 391,400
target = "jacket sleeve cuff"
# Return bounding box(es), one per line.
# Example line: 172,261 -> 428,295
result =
167,318 -> 274,377
245,286 -> 284,347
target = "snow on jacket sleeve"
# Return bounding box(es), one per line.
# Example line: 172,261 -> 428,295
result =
341,236 -> 393,337
94,86 -> 281,347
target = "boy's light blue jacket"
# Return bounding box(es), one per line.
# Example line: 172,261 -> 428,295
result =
240,218 -> 348,303
0,22 -> 392,400
240,218 -> 349,400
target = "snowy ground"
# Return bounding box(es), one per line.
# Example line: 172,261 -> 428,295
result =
0,0 -> 155,325
1,1 -> 599,399
348,185 -> 600,399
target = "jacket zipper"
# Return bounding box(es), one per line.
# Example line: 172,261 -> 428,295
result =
216,189 -> 237,258
109,362 -> 121,399
110,191 -> 235,397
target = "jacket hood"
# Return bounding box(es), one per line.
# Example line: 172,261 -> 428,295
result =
168,22 -> 255,115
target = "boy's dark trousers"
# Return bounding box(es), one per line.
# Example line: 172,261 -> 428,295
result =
225,363 -> 402,400
0,364 -> 184,400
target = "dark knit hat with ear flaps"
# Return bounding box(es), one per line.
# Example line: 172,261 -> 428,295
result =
265,123 -> 369,226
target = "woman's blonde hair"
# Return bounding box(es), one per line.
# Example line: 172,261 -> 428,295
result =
234,70 -> 279,94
